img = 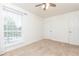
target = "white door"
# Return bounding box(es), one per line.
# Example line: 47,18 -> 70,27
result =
68,14 -> 79,45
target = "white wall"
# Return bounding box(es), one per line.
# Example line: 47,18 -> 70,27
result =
0,4 -> 43,53
43,11 -> 79,45
22,11 -> 43,46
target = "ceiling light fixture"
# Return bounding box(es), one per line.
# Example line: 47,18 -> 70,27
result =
35,3 -> 56,11
46,3 -> 49,9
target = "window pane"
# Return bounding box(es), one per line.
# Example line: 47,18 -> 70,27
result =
3,7 -> 22,45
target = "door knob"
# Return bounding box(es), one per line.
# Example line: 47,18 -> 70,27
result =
69,31 -> 72,33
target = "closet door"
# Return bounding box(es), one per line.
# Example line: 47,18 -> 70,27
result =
68,15 -> 79,45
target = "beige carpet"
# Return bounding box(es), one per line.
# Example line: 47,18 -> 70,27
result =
2,39 -> 79,56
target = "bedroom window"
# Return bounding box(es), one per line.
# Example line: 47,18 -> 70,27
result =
3,6 -> 25,47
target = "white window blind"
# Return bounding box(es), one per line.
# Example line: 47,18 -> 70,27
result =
3,6 -> 26,47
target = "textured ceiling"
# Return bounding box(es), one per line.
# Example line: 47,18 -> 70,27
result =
13,3 -> 79,18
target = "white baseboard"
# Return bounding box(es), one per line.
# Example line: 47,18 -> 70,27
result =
43,38 -> 79,46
